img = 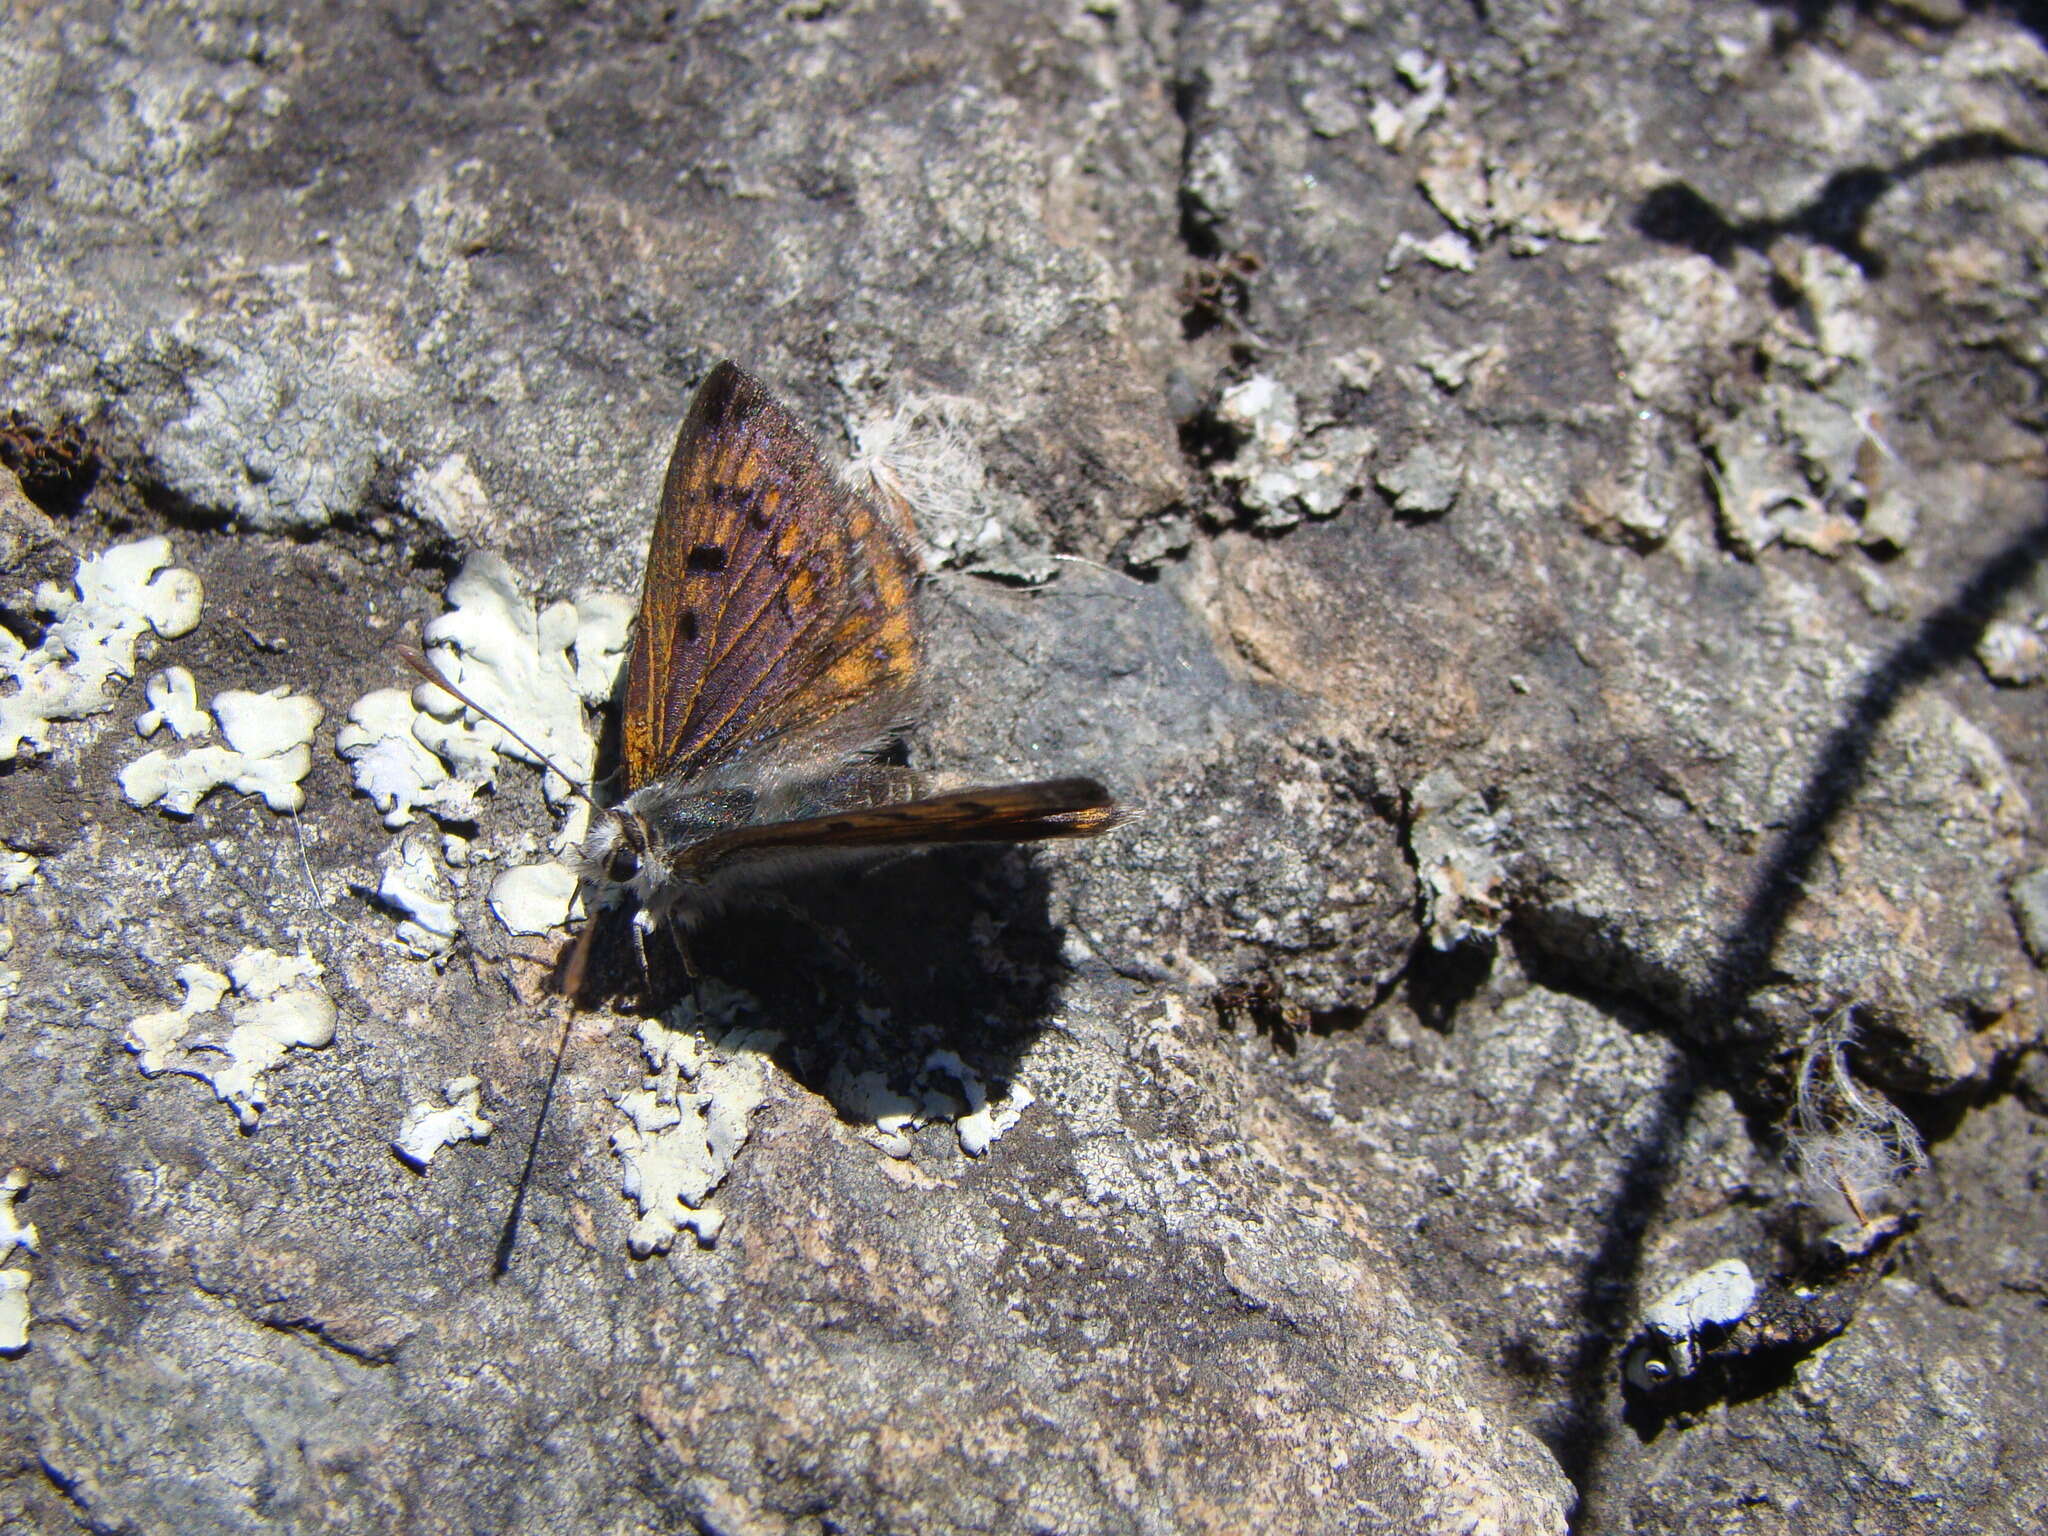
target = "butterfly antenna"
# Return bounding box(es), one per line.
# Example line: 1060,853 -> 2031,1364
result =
492,1000 -> 576,1279
396,644 -> 597,809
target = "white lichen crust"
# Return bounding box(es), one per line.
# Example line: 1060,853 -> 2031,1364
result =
0,537 -> 202,761
487,860 -> 581,936
120,684 -> 323,815
0,1170 -> 36,1354
124,949 -> 338,1130
393,1076 -> 494,1172
376,833 -> 460,956
339,554 -> 629,953
1211,375 -> 1375,531
830,1047 -> 1036,1160
611,986 -> 779,1255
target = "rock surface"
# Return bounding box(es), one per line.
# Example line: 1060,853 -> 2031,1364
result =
4,2 -> 2048,1533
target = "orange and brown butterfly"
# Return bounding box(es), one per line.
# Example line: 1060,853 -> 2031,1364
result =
579,360 -> 1125,935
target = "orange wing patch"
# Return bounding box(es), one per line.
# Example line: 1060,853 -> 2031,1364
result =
621,362 -> 924,791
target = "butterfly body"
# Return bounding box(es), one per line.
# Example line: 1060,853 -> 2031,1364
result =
577,361 -> 1122,937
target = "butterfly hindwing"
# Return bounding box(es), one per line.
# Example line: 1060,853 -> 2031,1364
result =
676,778 -> 1123,878
623,361 -> 923,791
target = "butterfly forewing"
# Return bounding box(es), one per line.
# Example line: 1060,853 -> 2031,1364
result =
622,362 -> 923,792
677,778 -> 1123,879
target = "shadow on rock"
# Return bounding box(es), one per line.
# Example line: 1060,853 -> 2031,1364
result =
653,843 -> 1067,1122
1561,500 -> 2048,1520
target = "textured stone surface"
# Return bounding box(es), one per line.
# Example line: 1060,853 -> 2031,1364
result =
4,2 -> 2048,1533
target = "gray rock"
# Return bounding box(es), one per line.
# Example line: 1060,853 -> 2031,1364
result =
5,2 -> 2048,1534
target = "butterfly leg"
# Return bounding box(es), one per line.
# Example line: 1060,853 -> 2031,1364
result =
630,915 -> 654,997
664,922 -> 699,979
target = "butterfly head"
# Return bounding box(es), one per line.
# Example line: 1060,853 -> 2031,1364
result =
582,806 -> 648,883
579,780 -> 764,923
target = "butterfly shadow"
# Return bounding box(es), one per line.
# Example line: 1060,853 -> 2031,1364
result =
649,843 -> 1069,1130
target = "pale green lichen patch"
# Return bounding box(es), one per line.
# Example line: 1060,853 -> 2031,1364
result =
1408,768 -> 1509,951
829,1047 -> 1036,1160
0,536 -> 202,761
611,986 -> 780,1256
413,552 -> 628,824
488,860 -> 581,936
1,1170 -> 37,1354
0,1270 -> 27,1355
0,851 -> 26,1034
336,687 -> 484,829
120,683 -> 323,815
0,852 -> 35,893
123,949 -> 337,1130
340,554 -> 628,951
0,925 -> 17,1034
1211,375 -> 1375,532
376,833 -> 459,956
0,1170 -> 35,1265
134,666 -> 210,739
393,1076 -> 493,1172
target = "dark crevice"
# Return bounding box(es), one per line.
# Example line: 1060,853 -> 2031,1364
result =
1168,0 -> 1221,262
1758,0 -> 2048,49
37,1456 -> 117,1536
257,1310 -> 405,1366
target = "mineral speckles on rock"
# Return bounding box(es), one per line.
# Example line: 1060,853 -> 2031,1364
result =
123,948 -> 338,1130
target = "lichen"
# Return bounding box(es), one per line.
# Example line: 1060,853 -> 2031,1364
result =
414,552 -> 630,822
0,536 -> 202,761
611,986 -> 780,1255
488,860 -> 581,936
1211,375 -> 1374,531
830,1047 -> 1036,1160
124,948 -> 337,1130
0,1170 -> 30,1353
343,547 -> 628,851
0,851 -> 36,893
376,833 -> 459,956
393,1076 -> 494,1171
1408,769 -> 1509,951
120,682 -> 323,814
0,1169 -> 35,1265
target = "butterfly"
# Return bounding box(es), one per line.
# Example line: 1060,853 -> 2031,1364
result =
572,360 -> 1124,953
